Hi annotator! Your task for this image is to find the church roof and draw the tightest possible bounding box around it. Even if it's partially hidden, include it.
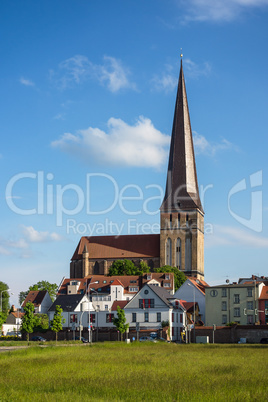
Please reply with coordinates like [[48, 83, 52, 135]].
[[161, 59, 203, 213], [71, 234, 160, 261]]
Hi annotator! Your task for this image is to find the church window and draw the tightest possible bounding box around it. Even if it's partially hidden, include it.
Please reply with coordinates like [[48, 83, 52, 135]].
[[165, 238, 172, 266], [178, 213, 180, 228], [176, 238, 181, 269], [185, 234, 192, 271], [170, 214, 172, 228]]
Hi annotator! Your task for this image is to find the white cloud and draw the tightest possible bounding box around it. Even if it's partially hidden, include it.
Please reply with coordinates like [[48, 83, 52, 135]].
[[151, 64, 177, 93], [206, 225, 268, 248], [179, 0, 268, 22], [19, 77, 35, 86], [52, 116, 170, 169], [183, 59, 211, 78], [51, 55, 136, 92], [22, 226, 63, 243], [151, 59, 211, 92], [193, 131, 237, 156]]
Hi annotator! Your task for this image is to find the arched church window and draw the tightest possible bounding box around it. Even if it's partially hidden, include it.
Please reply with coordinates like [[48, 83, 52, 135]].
[[176, 238, 181, 269], [165, 238, 172, 266], [185, 234, 192, 271]]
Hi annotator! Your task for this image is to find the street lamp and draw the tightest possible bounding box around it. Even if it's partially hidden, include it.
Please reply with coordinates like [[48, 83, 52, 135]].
[[187, 283, 196, 343], [87, 281, 98, 344], [0, 288, 11, 312]]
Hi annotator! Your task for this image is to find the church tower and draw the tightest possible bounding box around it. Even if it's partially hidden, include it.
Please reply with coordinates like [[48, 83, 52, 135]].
[[160, 58, 204, 280]]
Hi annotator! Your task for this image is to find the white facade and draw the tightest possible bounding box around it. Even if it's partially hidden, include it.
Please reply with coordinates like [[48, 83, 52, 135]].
[[174, 278, 206, 322]]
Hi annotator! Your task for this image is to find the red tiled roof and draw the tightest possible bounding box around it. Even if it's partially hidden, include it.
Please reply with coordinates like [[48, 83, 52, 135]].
[[11, 312, 24, 319], [71, 234, 160, 260], [58, 273, 174, 295], [111, 300, 129, 311], [22, 290, 47, 307], [110, 279, 124, 287], [188, 277, 209, 294], [260, 286, 268, 300], [180, 301, 197, 312]]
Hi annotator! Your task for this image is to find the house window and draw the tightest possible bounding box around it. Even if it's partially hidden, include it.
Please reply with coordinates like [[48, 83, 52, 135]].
[[106, 314, 114, 323], [103, 280, 107, 284], [90, 314, 96, 324], [234, 294, 240, 304], [165, 274, 170, 280], [165, 238, 172, 266], [247, 315, 254, 324], [247, 288, 253, 297], [70, 314, 77, 323], [157, 312, 161, 322], [222, 315, 227, 324], [172, 313, 174, 323], [129, 287, 138, 292], [147, 274, 152, 280], [139, 299, 154, 308], [105, 305, 108, 311], [132, 313, 136, 322], [234, 308, 240, 317], [222, 301, 227, 311], [222, 288, 227, 297], [247, 301, 253, 311], [164, 283, 171, 288], [144, 312, 149, 322], [180, 314, 183, 323]]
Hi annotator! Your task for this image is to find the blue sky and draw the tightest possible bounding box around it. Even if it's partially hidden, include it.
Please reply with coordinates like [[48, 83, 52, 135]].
[[1, 0, 268, 306]]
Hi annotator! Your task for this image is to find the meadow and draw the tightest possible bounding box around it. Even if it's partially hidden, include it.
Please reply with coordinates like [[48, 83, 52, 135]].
[[0, 342, 267, 401]]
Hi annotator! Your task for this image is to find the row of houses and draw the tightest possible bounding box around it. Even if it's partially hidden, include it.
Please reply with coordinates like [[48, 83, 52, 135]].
[[3, 274, 268, 341]]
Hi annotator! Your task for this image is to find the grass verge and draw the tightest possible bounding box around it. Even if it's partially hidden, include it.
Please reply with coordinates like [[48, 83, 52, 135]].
[[0, 342, 267, 401]]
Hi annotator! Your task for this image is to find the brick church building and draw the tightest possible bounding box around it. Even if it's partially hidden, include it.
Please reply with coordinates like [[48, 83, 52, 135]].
[[70, 59, 205, 281]]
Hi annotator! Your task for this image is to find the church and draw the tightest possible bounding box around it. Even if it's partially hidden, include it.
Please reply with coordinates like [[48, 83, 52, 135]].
[[70, 59, 205, 281]]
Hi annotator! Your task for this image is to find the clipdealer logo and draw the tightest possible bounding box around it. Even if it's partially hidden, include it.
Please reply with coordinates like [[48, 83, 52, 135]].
[[5, 170, 263, 233]]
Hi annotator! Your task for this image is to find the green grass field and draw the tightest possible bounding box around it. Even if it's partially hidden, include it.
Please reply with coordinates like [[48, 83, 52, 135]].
[[0, 342, 267, 401]]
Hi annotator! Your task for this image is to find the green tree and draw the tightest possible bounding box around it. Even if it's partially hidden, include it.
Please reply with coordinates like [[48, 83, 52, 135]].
[[0, 281, 10, 315], [33, 314, 49, 332], [51, 305, 65, 343], [113, 306, 129, 341], [19, 280, 58, 304], [155, 266, 187, 291], [21, 302, 35, 344], [0, 282, 11, 334], [108, 260, 150, 276]]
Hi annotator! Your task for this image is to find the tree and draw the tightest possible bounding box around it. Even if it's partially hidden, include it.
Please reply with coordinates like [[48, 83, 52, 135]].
[[155, 266, 187, 291], [113, 306, 129, 341], [21, 302, 35, 344], [33, 314, 49, 332], [0, 281, 10, 315], [51, 305, 65, 343], [19, 280, 58, 304], [108, 260, 150, 276]]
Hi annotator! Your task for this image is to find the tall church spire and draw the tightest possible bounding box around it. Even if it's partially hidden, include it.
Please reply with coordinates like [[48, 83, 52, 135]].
[[161, 59, 203, 213], [160, 58, 204, 280]]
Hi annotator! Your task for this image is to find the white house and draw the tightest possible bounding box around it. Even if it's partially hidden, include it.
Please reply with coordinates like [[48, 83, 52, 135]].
[[173, 278, 209, 323], [124, 284, 187, 342], [22, 290, 53, 314], [48, 294, 92, 329]]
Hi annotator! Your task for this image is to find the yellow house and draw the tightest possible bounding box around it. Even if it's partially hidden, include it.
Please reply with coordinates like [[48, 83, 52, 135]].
[[205, 282, 264, 326]]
